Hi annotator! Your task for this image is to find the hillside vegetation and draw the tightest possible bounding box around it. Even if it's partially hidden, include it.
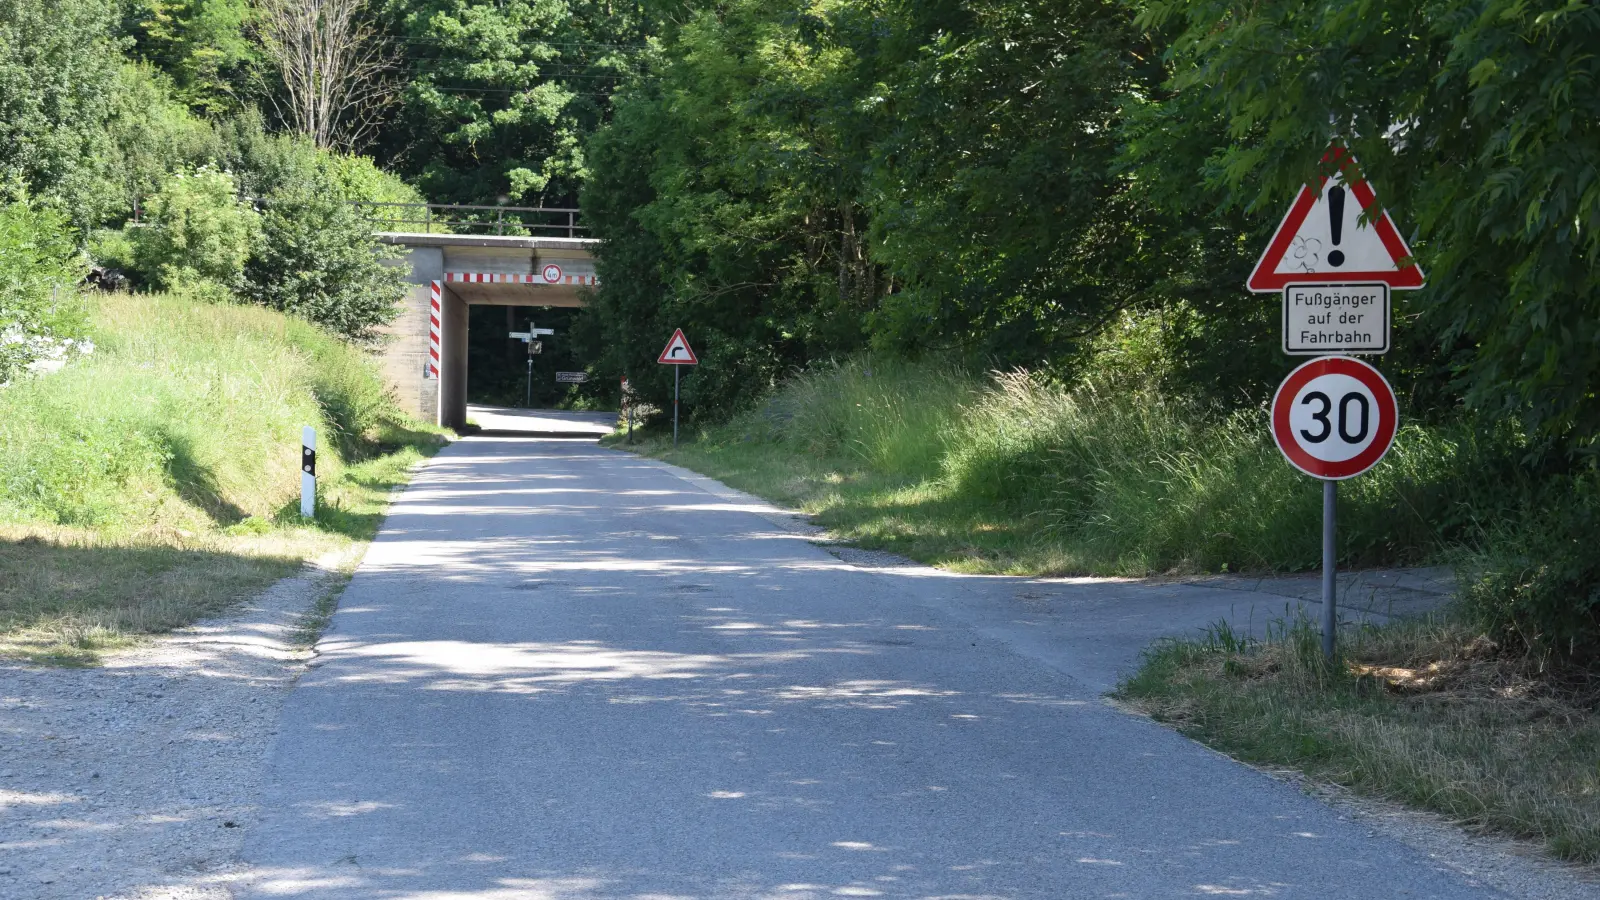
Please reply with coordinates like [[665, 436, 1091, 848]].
[[0, 292, 443, 664], [580, 0, 1599, 666], [630, 357, 1554, 582]]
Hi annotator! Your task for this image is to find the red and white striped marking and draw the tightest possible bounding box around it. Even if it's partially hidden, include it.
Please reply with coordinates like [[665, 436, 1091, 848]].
[[443, 271, 600, 286], [427, 280, 441, 378]]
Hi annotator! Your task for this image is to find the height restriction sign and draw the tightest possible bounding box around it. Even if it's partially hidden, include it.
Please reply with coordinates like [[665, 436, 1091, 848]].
[[1271, 356, 1398, 480]]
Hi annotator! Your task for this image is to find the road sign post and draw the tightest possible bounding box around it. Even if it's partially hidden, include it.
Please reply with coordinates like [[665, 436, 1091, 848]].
[[656, 329, 698, 448], [1253, 145, 1422, 661], [1270, 355, 1399, 658], [510, 323, 556, 408], [1322, 479, 1337, 660]]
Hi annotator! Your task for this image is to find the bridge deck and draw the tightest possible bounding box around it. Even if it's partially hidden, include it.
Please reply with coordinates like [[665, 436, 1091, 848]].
[[376, 232, 600, 251]]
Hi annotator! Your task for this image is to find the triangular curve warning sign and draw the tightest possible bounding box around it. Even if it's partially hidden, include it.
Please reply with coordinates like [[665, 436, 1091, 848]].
[[657, 328, 698, 365], [1247, 145, 1425, 292]]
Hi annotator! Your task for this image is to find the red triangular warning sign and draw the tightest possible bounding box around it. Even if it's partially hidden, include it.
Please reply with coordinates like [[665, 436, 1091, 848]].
[[657, 328, 698, 365], [1247, 145, 1425, 292]]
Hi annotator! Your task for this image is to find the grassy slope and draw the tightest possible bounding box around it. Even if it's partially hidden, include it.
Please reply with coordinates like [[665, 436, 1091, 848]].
[[0, 293, 445, 664], [616, 358, 1510, 577]]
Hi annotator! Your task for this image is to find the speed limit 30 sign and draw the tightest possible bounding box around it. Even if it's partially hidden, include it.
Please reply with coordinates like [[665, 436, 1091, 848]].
[[1271, 356, 1397, 480]]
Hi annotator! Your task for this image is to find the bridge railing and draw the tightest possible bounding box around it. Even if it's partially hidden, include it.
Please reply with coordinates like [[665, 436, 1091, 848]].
[[352, 202, 586, 238]]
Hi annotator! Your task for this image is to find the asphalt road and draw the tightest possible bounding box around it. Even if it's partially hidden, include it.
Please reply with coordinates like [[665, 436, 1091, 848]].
[[241, 430, 1498, 899]]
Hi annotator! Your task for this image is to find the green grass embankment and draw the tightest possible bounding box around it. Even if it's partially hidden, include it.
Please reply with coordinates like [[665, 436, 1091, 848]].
[[0, 292, 446, 664], [615, 358, 1514, 577]]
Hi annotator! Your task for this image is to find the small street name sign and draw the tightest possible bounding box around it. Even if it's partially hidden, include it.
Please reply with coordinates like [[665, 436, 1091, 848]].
[[1282, 283, 1389, 355], [555, 371, 588, 384]]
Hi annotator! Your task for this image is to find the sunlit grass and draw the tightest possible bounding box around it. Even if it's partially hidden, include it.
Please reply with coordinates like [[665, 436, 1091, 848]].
[[0, 292, 447, 664], [612, 357, 1506, 576]]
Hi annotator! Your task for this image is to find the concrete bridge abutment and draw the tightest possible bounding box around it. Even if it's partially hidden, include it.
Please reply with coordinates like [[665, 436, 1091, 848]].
[[375, 233, 599, 431]]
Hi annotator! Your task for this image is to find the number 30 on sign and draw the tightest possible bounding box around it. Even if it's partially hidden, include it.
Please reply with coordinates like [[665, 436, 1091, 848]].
[[1271, 356, 1398, 480]]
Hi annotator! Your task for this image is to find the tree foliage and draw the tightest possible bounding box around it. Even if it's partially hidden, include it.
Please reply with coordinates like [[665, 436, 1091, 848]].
[[0, 0, 126, 226], [242, 192, 407, 341], [0, 202, 87, 383], [131, 168, 262, 293], [580, 0, 1600, 457], [1132, 0, 1600, 451], [373, 0, 660, 204], [124, 0, 259, 116]]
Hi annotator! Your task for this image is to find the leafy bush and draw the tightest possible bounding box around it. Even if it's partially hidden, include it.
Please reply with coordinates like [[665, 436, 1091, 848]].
[[130, 167, 261, 294], [242, 194, 406, 341], [0, 0, 125, 226], [1461, 475, 1600, 663], [104, 62, 226, 214], [0, 202, 88, 383]]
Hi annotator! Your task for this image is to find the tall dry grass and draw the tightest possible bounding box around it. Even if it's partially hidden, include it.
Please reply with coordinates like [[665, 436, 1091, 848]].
[[1119, 616, 1600, 861], [707, 357, 1513, 574]]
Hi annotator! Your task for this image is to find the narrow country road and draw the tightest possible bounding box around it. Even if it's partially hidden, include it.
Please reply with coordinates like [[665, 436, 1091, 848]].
[[240, 429, 1494, 899]]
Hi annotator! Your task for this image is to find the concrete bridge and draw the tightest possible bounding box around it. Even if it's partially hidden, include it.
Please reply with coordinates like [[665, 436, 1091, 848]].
[[367, 205, 601, 430]]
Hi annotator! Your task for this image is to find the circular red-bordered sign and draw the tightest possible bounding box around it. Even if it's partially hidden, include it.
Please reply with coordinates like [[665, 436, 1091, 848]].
[[1271, 356, 1398, 480], [541, 263, 563, 283]]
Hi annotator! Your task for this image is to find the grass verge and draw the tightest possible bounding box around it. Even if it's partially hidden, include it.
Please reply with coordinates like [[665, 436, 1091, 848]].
[[608, 357, 1524, 577], [1114, 614, 1600, 862], [0, 292, 447, 664]]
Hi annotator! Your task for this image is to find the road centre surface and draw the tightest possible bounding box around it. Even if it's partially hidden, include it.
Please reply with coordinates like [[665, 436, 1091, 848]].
[[241, 435, 1502, 899]]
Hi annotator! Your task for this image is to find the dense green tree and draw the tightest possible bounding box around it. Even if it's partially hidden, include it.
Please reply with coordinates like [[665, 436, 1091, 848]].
[[1128, 0, 1600, 451], [863, 0, 1167, 366], [582, 0, 897, 416], [375, 0, 660, 206], [131, 167, 262, 294], [105, 64, 228, 217], [242, 193, 408, 341], [0, 0, 125, 226], [124, 0, 258, 116]]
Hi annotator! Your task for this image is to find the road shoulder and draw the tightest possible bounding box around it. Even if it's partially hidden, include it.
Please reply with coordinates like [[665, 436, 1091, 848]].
[[626, 448, 1600, 900], [0, 551, 354, 900]]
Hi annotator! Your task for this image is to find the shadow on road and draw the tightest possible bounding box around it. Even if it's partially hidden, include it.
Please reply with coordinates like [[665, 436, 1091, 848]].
[[232, 437, 1488, 900]]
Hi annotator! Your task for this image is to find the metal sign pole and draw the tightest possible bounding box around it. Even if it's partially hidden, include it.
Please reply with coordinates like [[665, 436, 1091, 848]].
[[526, 321, 535, 408], [673, 365, 680, 448], [1322, 479, 1337, 660]]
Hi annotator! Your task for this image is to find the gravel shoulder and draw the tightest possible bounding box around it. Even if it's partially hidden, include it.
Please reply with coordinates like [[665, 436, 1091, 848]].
[[0, 552, 353, 900]]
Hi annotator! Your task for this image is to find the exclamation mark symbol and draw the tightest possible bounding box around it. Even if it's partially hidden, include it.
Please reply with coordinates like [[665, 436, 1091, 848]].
[[1327, 185, 1346, 267]]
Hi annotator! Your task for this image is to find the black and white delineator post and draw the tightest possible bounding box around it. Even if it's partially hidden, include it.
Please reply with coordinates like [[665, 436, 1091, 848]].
[[656, 329, 699, 448], [300, 426, 317, 519]]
